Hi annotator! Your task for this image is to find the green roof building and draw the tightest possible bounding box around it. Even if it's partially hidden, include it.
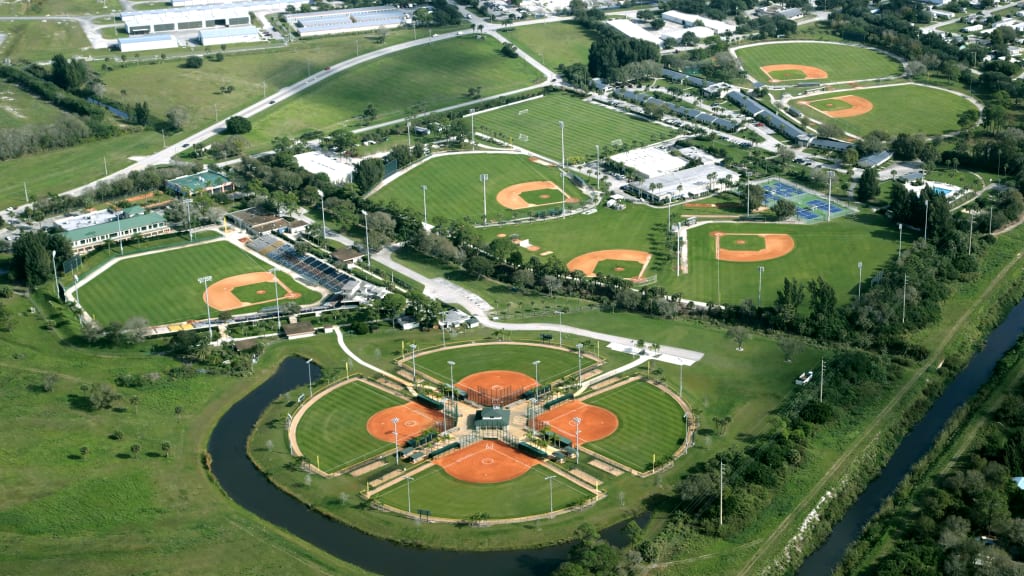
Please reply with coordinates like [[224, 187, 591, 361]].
[[165, 170, 234, 196], [64, 212, 171, 255]]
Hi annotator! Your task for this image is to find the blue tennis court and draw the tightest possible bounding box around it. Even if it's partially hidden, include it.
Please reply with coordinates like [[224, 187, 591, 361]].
[[762, 182, 801, 198], [806, 199, 844, 214], [797, 208, 819, 220]]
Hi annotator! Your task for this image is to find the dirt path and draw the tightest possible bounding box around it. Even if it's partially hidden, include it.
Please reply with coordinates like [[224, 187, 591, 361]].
[[729, 250, 1024, 576]]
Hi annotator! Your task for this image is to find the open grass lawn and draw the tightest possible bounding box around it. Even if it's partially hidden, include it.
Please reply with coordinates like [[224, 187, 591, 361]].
[[0, 20, 90, 61], [494, 208, 901, 305], [413, 343, 595, 385], [372, 153, 582, 223], [0, 0, 110, 16], [0, 284, 360, 575], [796, 84, 975, 136], [501, 21, 597, 71], [473, 92, 676, 162], [736, 41, 901, 84], [0, 82, 66, 128], [294, 381, 400, 472], [242, 36, 544, 151], [374, 465, 590, 519], [78, 240, 317, 324], [585, 382, 685, 471]]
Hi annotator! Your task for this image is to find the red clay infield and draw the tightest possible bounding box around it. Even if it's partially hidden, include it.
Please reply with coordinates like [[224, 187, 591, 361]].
[[366, 402, 443, 443], [457, 370, 537, 406], [538, 401, 618, 444], [435, 441, 538, 483]]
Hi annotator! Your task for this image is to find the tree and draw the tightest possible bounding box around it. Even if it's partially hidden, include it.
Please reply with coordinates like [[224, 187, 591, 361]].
[[183, 55, 204, 68], [161, 441, 171, 458], [11, 229, 71, 287], [364, 211, 396, 251], [773, 278, 804, 332], [362, 103, 377, 122], [50, 54, 88, 90], [376, 293, 407, 320], [726, 326, 748, 351], [500, 43, 519, 58], [0, 302, 11, 332], [778, 338, 799, 362], [89, 383, 122, 410], [166, 107, 189, 131], [858, 167, 881, 202], [80, 446, 89, 459], [772, 199, 797, 221], [130, 443, 141, 458], [133, 101, 150, 126], [224, 116, 252, 134], [353, 157, 385, 192], [464, 255, 495, 279]]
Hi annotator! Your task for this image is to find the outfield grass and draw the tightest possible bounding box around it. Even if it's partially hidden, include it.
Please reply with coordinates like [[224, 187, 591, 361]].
[[473, 92, 677, 162], [493, 207, 901, 305], [294, 382, 400, 472], [736, 42, 901, 84], [0, 82, 66, 128], [231, 282, 283, 305], [795, 84, 976, 136], [593, 259, 642, 278], [585, 382, 685, 471], [501, 21, 597, 71], [77, 240, 318, 324], [412, 343, 596, 385], [372, 153, 583, 222], [374, 465, 590, 519], [240, 36, 545, 151]]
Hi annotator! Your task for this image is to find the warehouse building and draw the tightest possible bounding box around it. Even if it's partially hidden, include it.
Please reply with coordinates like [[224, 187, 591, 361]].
[[118, 34, 180, 52], [120, 0, 304, 35], [284, 6, 413, 38], [199, 25, 262, 45]]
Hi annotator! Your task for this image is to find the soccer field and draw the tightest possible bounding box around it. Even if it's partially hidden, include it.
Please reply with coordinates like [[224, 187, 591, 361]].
[[473, 93, 676, 162], [585, 382, 685, 471], [372, 153, 583, 223], [294, 381, 401, 472], [794, 84, 976, 136], [78, 241, 317, 325], [736, 42, 901, 84], [374, 465, 590, 519]]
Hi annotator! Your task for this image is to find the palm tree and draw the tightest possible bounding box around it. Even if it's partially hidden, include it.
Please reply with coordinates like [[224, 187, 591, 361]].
[[80, 446, 89, 459], [130, 444, 141, 458], [161, 441, 171, 458]]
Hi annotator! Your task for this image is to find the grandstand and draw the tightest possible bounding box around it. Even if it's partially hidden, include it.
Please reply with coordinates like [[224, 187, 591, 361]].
[[247, 235, 368, 301]]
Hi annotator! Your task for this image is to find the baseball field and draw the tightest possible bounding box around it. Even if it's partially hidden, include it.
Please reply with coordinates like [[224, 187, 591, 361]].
[[473, 92, 677, 162], [584, 382, 685, 471], [736, 41, 901, 84], [372, 152, 584, 223], [795, 84, 977, 136], [77, 240, 319, 325], [411, 343, 597, 385]]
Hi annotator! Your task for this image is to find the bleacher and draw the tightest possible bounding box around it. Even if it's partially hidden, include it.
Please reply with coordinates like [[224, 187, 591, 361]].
[[246, 237, 362, 298]]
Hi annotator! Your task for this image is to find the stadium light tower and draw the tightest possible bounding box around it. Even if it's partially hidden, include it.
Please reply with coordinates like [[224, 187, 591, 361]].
[[404, 476, 415, 513], [827, 170, 835, 222], [576, 343, 584, 388], [924, 199, 929, 243], [409, 343, 418, 385], [558, 120, 566, 218], [306, 357, 314, 399], [857, 261, 863, 303], [391, 417, 400, 465], [545, 475, 557, 515], [197, 275, 214, 340], [480, 173, 489, 224], [595, 144, 601, 193], [898, 223, 903, 260], [572, 416, 582, 464], [757, 266, 765, 307], [421, 185, 428, 224], [51, 250, 59, 298], [317, 189, 326, 244], [270, 268, 281, 331], [361, 210, 371, 267], [554, 310, 564, 346]]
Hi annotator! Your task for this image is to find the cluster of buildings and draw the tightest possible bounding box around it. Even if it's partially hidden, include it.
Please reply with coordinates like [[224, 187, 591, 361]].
[[59, 206, 172, 256], [613, 145, 740, 203], [283, 6, 414, 38]]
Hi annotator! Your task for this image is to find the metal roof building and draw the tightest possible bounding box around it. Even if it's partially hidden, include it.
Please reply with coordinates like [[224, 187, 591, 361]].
[[118, 34, 180, 52], [284, 7, 413, 38], [606, 18, 662, 45], [198, 25, 262, 44], [120, 0, 303, 35]]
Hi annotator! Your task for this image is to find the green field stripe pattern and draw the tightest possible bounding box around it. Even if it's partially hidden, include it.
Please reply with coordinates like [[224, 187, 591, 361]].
[[295, 382, 402, 472], [373, 153, 582, 223], [77, 241, 315, 325], [474, 93, 676, 162], [586, 382, 685, 471], [375, 465, 590, 518], [412, 344, 595, 385], [794, 85, 975, 137], [735, 42, 901, 84]]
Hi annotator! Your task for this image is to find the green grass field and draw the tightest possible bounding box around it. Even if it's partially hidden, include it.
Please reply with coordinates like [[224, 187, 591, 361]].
[[0, 20, 91, 61], [374, 465, 590, 519], [241, 36, 544, 151], [473, 92, 677, 162], [412, 343, 595, 385], [796, 84, 976, 136], [77, 240, 319, 324], [372, 153, 582, 222], [719, 235, 766, 251], [231, 282, 282, 305], [501, 21, 597, 71], [585, 382, 685, 471], [736, 42, 901, 83], [593, 259, 642, 278], [294, 381, 401, 472], [0, 82, 66, 129], [493, 207, 901, 304]]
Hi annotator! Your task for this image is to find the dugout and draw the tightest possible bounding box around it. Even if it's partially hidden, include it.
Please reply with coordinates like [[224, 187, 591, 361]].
[[472, 407, 510, 430]]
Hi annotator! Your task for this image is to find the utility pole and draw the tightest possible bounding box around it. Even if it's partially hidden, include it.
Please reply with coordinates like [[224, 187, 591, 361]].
[[819, 358, 825, 402], [757, 266, 765, 307], [719, 460, 724, 527], [924, 198, 929, 243], [968, 212, 974, 255], [902, 273, 908, 324]]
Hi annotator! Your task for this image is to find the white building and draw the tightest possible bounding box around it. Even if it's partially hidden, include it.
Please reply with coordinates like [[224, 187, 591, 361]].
[[118, 34, 180, 52], [606, 18, 663, 46], [199, 25, 262, 45], [661, 10, 736, 34], [295, 151, 356, 184], [121, 0, 304, 35], [284, 6, 413, 38]]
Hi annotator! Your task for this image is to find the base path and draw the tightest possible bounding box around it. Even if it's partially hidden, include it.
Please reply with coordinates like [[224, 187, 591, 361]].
[[496, 180, 574, 210], [714, 233, 795, 263], [204, 271, 300, 311], [567, 250, 652, 279], [457, 370, 537, 406], [762, 64, 828, 82], [366, 402, 443, 443], [800, 94, 873, 118], [436, 441, 538, 483], [539, 401, 618, 444]]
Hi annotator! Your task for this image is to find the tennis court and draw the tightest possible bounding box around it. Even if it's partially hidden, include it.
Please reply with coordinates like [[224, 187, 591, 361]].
[[760, 179, 851, 222]]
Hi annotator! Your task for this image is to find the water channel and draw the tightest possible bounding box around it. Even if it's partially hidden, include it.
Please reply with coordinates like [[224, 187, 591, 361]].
[[798, 296, 1024, 574]]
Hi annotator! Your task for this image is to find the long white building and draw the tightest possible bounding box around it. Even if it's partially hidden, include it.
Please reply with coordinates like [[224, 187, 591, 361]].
[[121, 0, 305, 35]]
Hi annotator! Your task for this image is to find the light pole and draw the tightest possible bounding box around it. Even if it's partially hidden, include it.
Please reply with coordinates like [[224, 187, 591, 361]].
[[74, 274, 83, 322], [572, 416, 582, 464], [716, 238, 721, 305], [306, 357, 314, 399], [318, 189, 326, 244], [409, 343, 417, 385], [757, 265, 765, 307], [532, 359, 541, 386], [480, 173, 489, 223], [554, 310, 563, 346], [391, 417, 400, 465], [558, 120, 566, 218], [898, 223, 903, 260], [667, 198, 673, 232], [421, 185, 428, 224], [270, 268, 281, 331], [576, 343, 583, 388], [857, 261, 863, 303], [198, 275, 214, 339], [441, 323, 446, 347], [447, 360, 456, 432], [116, 210, 123, 255], [676, 232, 682, 278], [968, 211, 974, 255], [404, 476, 415, 513], [406, 121, 411, 148], [746, 173, 750, 216], [595, 144, 601, 193], [924, 198, 929, 243], [545, 475, 556, 515], [469, 108, 475, 149], [827, 170, 835, 222], [989, 205, 994, 234], [50, 250, 59, 298], [902, 273, 908, 324], [185, 198, 193, 242], [361, 209, 371, 267]]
